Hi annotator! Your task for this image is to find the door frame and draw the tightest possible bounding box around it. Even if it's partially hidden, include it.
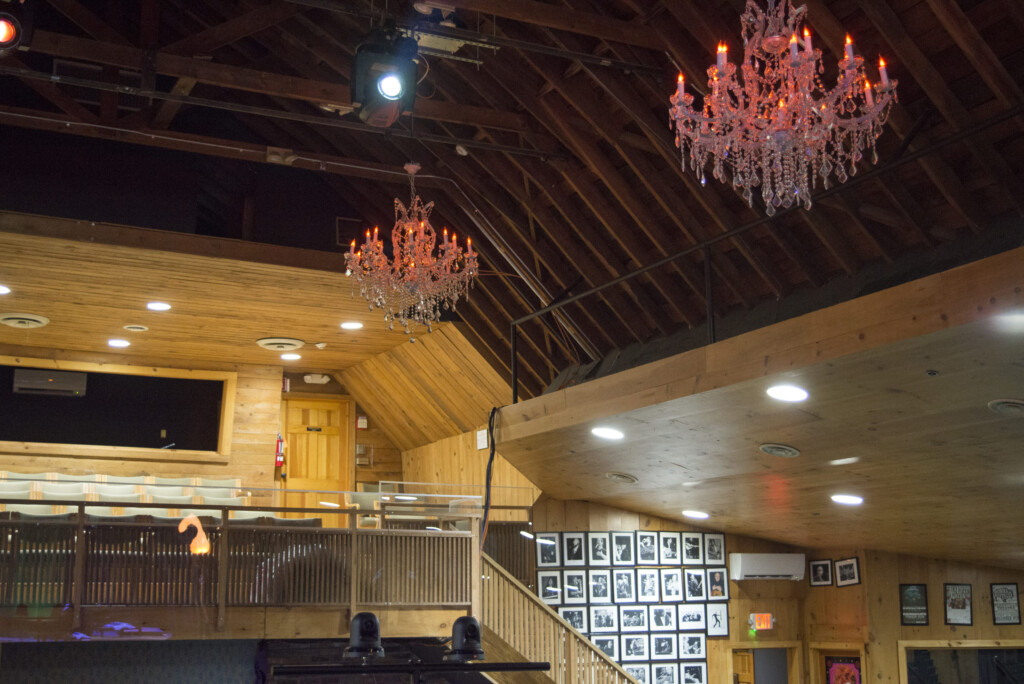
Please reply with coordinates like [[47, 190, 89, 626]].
[[808, 642, 865, 684]]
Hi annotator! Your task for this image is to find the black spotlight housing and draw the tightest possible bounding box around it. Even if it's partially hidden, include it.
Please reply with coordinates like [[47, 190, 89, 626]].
[[351, 29, 418, 128], [0, 0, 32, 58], [343, 611, 385, 659], [443, 616, 485, 662]]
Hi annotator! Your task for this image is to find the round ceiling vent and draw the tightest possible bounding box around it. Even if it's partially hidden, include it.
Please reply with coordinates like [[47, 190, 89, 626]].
[[124, 324, 149, 332], [759, 442, 801, 458], [604, 472, 638, 484], [0, 313, 50, 329], [987, 399, 1024, 418], [257, 337, 305, 351]]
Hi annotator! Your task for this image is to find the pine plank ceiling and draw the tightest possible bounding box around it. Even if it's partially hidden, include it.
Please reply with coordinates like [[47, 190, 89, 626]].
[[0, 0, 1021, 404]]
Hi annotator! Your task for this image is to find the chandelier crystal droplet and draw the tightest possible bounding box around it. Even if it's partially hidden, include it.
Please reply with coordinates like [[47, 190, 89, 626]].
[[344, 163, 478, 333], [669, 0, 897, 216]]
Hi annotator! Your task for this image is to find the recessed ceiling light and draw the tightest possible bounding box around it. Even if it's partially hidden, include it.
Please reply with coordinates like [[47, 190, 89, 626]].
[[108, 339, 130, 348], [766, 384, 808, 402], [0, 285, 10, 295], [146, 301, 171, 311], [682, 510, 710, 520], [605, 472, 638, 484], [592, 426, 624, 440], [341, 321, 364, 330], [759, 443, 800, 458], [829, 457, 860, 466], [123, 324, 148, 332], [280, 353, 301, 361], [993, 311, 1024, 333], [831, 494, 863, 506]]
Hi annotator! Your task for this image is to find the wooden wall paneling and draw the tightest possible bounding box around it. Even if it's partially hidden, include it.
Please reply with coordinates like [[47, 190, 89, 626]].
[[353, 405, 403, 487]]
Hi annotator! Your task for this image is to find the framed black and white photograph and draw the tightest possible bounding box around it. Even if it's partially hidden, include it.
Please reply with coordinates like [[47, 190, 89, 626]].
[[562, 569, 588, 604], [613, 568, 637, 603], [834, 557, 861, 587], [944, 583, 973, 626], [706, 603, 728, 637], [992, 583, 1021, 625], [679, 633, 706, 659], [659, 531, 681, 565], [638, 568, 661, 603], [588, 532, 611, 566], [558, 606, 588, 633], [619, 605, 649, 632], [706, 567, 728, 600], [623, 663, 650, 684], [590, 634, 618, 660], [620, 634, 649, 661], [538, 570, 561, 605], [704, 533, 725, 564], [684, 568, 706, 602], [810, 559, 833, 586], [535, 532, 560, 568], [651, 634, 678, 660], [588, 569, 612, 604], [589, 605, 619, 633], [899, 583, 928, 626], [680, 661, 707, 684], [677, 603, 706, 631], [612, 531, 635, 566], [637, 530, 659, 564], [650, 605, 677, 631], [682, 532, 704, 565], [660, 568, 684, 602], [563, 532, 586, 566], [652, 662, 679, 684]]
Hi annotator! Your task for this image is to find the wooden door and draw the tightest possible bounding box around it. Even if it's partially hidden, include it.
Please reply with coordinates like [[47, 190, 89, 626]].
[[281, 397, 354, 524], [733, 649, 754, 684]]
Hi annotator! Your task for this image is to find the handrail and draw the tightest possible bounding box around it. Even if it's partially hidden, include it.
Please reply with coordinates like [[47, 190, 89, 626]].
[[481, 553, 636, 684]]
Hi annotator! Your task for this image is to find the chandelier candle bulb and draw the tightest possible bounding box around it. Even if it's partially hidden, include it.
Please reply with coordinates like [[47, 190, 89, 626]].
[[879, 57, 889, 86], [717, 43, 727, 71], [845, 34, 854, 62], [803, 27, 812, 51], [789, 34, 798, 59], [865, 81, 874, 106]]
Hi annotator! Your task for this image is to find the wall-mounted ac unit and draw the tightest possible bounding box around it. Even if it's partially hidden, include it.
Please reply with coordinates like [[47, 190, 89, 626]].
[[12, 369, 87, 397], [728, 553, 805, 580]]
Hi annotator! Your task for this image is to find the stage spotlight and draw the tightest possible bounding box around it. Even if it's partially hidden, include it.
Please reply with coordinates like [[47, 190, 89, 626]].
[[343, 612, 385, 659], [0, 0, 32, 57], [351, 29, 418, 128], [443, 616, 485, 662]]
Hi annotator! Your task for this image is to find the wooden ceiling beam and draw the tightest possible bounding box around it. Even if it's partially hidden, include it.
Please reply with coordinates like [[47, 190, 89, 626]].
[[47, 0, 132, 45], [6, 56, 102, 124]]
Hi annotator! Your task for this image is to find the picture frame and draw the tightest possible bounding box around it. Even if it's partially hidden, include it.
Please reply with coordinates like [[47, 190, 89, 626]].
[[810, 559, 833, 587], [899, 583, 929, 626], [620, 633, 649, 661], [704, 533, 725, 565], [944, 583, 973, 625], [623, 663, 650, 684], [563, 531, 587, 566], [706, 567, 728, 600], [558, 606, 588, 633], [589, 604, 619, 633], [992, 583, 1021, 625], [682, 531, 704, 565], [684, 568, 707, 602], [651, 662, 679, 684], [535, 532, 561, 568], [611, 531, 635, 566], [590, 634, 618, 660], [834, 557, 861, 587], [613, 568, 637, 603], [706, 603, 729, 637], [588, 532, 611, 567], [825, 655, 861, 684], [537, 570, 561, 605], [562, 569, 588, 604], [637, 530, 659, 564], [649, 604, 677, 631], [680, 662, 707, 684], [677, 603, 706, 631], [637, 568, 661, 603], [651, 633, 679, 660], [660, 568, 683, 602], [679, 632, 706, 659], [659, 531, 681, 565], [619, 605, 649, 632], [588, 569, 612, 604]]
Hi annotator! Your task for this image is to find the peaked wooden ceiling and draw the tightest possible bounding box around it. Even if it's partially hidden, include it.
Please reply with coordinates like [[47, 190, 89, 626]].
[[0, 0, 1022, 401]]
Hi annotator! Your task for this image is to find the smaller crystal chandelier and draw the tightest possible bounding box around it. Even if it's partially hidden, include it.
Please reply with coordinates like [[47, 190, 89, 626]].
[[345, 163, 478, 332], [669, 0, 897, 216]]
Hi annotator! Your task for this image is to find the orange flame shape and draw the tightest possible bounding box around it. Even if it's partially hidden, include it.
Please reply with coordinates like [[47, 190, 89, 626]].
[[178, 514, 211, 555]]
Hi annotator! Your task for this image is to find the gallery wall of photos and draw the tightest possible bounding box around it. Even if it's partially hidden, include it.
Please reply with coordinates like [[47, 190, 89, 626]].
[[535, 530, 729, 684]]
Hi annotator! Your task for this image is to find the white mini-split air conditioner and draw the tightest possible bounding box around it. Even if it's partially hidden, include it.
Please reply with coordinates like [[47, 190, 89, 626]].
[[12, 369, 87, 397], [728, 553, 805, 580]]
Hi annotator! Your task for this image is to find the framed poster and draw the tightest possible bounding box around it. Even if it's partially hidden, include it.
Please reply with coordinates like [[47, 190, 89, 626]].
[[536, 532, 560, 568], [706, 567, 729, 600], [899, 584, 928, 626], [589, 604, 619, 633], [562, 569, 588, 604], [623, 663, 650, 683], [612, 531, 635, 566], [588, 569, 612, 604], [825, 655, 861, 684], [538, 570, 561, 604], [652, 662, 678, 684], [834, 557, 860, 587], [613, 568, 637, 603], [810, 559, 833, 586], [651, 633, 678, 660], [706, 603, 729, 637], [638, 568, 661, 603], [680, 662, 707, 684], [660, 568, 683, 602], [677, 603, 706, 631], [563, 532, 586, 566], [650, 604, 677, 631], [619, 605, 649, 632], [590, 634, 618, 659], [944, 583, 973, 625], [704, 533, 725, 564], [659, 531, 681, 565], [588, 532, 611, 566], [682, 532, 704, 565], [684, 568, 706, 602], [679, 633, 706, 659], [620, 634, 649, 661], [992, 583, 1021, 625], [558, 606, 588, 633], [637, 530, 659, 564]]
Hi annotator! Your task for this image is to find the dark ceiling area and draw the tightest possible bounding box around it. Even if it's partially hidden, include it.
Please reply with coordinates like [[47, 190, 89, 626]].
[[0, 0, 1021, 399]]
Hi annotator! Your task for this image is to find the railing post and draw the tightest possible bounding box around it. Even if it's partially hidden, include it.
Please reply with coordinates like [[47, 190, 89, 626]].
[[471, 515, 481, 618], [217, 509, 228, 631], [71, 504, 85, 630], [348, 509, 358, 621]]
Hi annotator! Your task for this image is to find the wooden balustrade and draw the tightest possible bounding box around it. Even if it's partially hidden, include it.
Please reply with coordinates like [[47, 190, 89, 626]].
[[481, 554, 636, 684]]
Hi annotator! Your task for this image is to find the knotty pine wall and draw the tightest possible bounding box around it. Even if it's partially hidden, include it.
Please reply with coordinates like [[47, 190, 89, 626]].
[[354, 405, 403, 488]]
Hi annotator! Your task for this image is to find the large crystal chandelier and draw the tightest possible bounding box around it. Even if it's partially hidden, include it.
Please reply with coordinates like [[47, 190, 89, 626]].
[[669, 0, 897, 215], [345, 163, 478, 332]]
